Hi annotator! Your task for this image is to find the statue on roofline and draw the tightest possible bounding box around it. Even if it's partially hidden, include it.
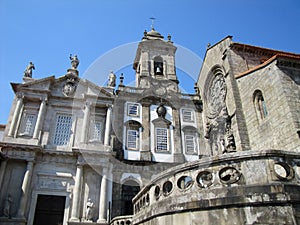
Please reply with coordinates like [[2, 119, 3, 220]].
[[24, 62, 35, 78]]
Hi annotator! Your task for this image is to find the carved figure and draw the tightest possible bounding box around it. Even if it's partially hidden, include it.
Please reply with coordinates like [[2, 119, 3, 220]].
[[204, 122, 211, 139], [85, 198, 94, 221], [3, 194, 12, 218], [24, 62, 35, 78], [107, 71, 116, 87], [69, 54, 79, 69]]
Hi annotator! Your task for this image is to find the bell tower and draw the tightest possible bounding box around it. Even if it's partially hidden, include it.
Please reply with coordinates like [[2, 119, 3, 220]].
[[133, 28, 179, 91]]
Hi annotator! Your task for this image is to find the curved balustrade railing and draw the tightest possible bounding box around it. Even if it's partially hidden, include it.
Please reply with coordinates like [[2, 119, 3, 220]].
[[132, 149, 300, 224]]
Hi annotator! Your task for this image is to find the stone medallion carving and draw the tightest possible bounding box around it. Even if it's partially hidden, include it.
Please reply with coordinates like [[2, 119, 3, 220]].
[[219, 166, 241, 184], [197, 170, 213, 188]]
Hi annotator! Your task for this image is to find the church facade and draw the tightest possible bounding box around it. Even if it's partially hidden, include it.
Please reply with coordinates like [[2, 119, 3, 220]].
[[0, 29, 299, 225]]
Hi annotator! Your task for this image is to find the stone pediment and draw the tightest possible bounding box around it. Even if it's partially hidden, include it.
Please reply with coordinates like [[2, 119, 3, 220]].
[[11, 76, 55, 93]]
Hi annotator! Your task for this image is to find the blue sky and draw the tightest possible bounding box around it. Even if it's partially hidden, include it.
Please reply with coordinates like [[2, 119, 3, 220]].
[[1, 0, 300, 124]]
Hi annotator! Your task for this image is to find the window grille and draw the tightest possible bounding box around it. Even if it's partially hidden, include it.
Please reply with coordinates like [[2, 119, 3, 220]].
[[185, 135, 196, 153], [156, 128, 168, 151], [19, 114, 36, 136], [53, 114, 72, 146], [90, 120, 103, 142], [127, 129, 138, 149]]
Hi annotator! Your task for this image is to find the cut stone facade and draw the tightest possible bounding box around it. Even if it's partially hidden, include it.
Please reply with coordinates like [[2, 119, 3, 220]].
[[0, 31, 299, 225]]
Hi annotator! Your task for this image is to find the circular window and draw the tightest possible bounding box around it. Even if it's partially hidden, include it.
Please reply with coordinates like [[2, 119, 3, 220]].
[[162, 181, 173, 195], [274, 162, 294, 180], [177, 176, 193, 190], [219, 167, 241, 184], [196, 171, 213, 188], [154, 185, 160, 199]]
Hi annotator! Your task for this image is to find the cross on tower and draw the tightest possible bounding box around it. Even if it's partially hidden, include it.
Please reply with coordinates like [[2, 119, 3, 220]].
[[149, 17, 156, 29]]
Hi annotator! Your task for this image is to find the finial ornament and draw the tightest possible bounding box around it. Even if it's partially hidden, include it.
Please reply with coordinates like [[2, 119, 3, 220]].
[[24, 62, 35, 78]]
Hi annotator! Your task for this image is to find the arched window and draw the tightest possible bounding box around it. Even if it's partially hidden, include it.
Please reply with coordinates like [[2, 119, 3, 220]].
[[154, 56, 163, 75], [121, 180, 140, 215], [253, 90, 268, 120]]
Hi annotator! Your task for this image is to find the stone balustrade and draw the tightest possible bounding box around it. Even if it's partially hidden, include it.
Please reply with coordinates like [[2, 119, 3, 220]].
[[132, 149, 300, 224], [110, 215, 133, 225]]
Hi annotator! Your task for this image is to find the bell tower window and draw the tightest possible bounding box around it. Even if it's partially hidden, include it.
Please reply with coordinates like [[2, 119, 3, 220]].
[[154, 56, 163, 75]]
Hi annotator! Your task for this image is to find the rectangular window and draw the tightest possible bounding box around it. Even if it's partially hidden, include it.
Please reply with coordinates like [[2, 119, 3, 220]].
[[156, 128, 168, 151], [19, 113, 36, 136], [53, 114, 72, 146], [182, 109, 194, 122], [90, 120, 103, 142], [127, 129, 138, 149], [185, 135, 196, 153], [127, 103, 139, 116]]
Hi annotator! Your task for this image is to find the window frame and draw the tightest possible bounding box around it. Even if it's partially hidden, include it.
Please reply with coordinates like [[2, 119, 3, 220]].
[[126, 129, 139, 150], [18, 112, 37, 137], [89, 119, 103, 143], [182, 109, 194, 122], [127, 103, 140, 117]]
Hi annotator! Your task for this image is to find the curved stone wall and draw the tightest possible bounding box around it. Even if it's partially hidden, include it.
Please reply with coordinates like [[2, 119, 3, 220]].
[[132, 150, 300, 225]]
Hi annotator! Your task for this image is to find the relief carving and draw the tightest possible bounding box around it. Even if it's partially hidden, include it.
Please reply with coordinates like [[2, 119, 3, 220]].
[[205, 71, 236, 155]]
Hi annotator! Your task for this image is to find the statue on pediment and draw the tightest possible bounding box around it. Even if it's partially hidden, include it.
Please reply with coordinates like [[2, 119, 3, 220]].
[[70, 54, 79, 70], [107, 71, 116, 87], [24, 62, 35, 78]]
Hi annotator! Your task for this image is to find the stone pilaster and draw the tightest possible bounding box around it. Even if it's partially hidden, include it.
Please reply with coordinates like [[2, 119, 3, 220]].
[[104, 106, 112, 146], [17, 160, 34, 219], [69, 165, 83, 222], [8, 94, 23, 137], [33, 98, 47, 139], [0, 160, 7, 190], [97, 168, 108, 223], [81, 102, 91, 143], [141, 103, 151, 161]]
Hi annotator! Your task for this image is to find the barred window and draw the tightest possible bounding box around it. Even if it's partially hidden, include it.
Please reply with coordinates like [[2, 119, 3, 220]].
[[156, 128, 168, 151], [127, 103, 139, 116], [182, 109, 194, 122], [53, 114, 72, 146], [127, 129, 138, 149], [185, 135, 196, 153], [19, 113, 36, 136], [90, 120, 103, 142]]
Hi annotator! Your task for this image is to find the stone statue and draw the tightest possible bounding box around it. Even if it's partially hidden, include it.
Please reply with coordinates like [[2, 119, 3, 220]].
[[3, 194, 12, 218], [24, 62, 35, 78], [85, 198, 94, 222], [69, 54, 79, 69], [107, 71, 116, 87]]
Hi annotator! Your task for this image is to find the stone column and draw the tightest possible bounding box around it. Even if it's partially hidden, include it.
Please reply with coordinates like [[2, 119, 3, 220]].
[[8, 94, 23, 137], [70, 165, 83, 222], [0, 160, 7, 190], [17, 160, 34, 218], [33, 98, 47, 139], [81, 102, 91, 143], [104, 106, 112, 146], [97, 168, 108, 223]]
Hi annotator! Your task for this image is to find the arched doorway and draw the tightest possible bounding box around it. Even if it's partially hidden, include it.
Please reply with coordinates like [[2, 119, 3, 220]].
[[121, 180, 140, 215]]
